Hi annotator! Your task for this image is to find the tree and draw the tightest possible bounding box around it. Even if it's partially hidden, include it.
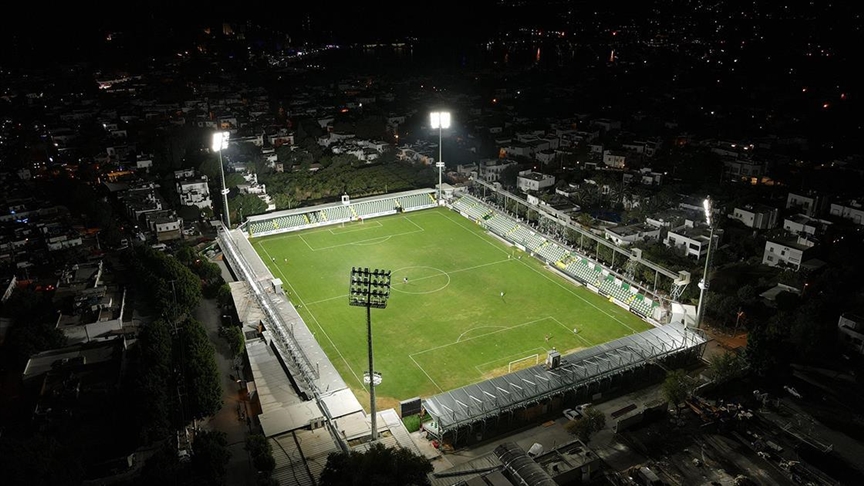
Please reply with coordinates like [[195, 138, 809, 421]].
[[663, 369, 695, 416], [320, 442, 433, 486], [216, 283, 233, 309], [707, 352, 747, 385], [134, 443, 183, 486], [181, 318, 223, 419], [744, 321, 781, 376], [190, 430, 231, 486], [564, 407, 606, 442], [223, 324, 245, 358], [229, 193, 267, 223], [245, 434, 276, 474], [500, 164, 520, 188]]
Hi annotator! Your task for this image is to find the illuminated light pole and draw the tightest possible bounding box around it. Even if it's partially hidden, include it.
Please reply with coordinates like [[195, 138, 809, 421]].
[[695, 197, 715, 329], [430, 111, 450, 204], [348, 267, 391, 441], [211, 131, 231, 228]]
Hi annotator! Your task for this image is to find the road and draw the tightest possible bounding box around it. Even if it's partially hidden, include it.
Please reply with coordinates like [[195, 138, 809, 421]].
[[195, 290, 256, 486]]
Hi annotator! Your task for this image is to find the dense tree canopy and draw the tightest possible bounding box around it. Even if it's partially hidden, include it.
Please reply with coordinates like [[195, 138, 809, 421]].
[[180, 318, 223, 420], [320, 442, 433, 486]]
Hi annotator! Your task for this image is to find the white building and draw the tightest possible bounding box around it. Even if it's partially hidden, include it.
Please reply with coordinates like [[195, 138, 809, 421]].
[[176, 175, 212, 209], [602, 150, 626, 168], [516, 170, 555, 193], [786, 192, 828, 217], [838, 314, 864, 355], [762, 237, 815, 270], [729, 204, 778, 229], [665, 223, 715, 260], [829, 201, 864, 225], [783, 214, 831, 236], [478, 160, 516, 183], [604, 224, 661, 246]]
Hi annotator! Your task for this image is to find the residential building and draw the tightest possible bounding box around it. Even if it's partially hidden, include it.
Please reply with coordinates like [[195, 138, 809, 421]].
[[783, 214, 832, 236], [175, 173, 212, 209], [762, 237, 816, 270], [729, 204, 779, 229], [838, 314, 864, 355], [786, 192, 828, 217], [829, 201, 864, 225], [602, 150, 626, 168], [723, 156, 765, 181], [478, 160, 517, 183], [605, 223, 661, 246], [135, 153, 153, 170], [665, 223, 717, 260], [516, 170, 555, 193], [143, 210, 183, 242]]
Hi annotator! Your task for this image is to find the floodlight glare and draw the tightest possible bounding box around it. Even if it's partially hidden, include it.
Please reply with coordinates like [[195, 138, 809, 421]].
[[213, 131, 231, 227], [212, 131, 229, 152], [696, 196, 715, 329], [703, 198, 712, 225], [430, 111, 451, 204], [430, 111, 451, 129]]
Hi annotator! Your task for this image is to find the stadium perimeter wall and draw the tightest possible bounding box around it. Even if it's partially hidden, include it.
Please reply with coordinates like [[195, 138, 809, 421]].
[[220, 188, 697, 448]]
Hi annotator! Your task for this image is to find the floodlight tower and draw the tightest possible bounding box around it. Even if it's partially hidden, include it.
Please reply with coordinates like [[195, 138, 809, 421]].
[[211, 131, 231, 228], [695, 197, 715, 329], [348, 267, 392, 441], [430, 111, 451, 204]]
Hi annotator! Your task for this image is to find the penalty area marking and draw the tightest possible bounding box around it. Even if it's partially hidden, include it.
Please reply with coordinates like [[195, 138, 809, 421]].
[[473, 348, 548, 373], [456, 325, 509, 343], [411, 317, 556, 357]]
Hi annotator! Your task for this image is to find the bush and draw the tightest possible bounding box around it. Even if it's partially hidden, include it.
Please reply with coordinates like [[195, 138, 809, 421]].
[[402, 415, 422, 432]]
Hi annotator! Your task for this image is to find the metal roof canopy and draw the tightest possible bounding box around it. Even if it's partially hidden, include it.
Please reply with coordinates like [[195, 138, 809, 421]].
[[423, 322, 704, 432]]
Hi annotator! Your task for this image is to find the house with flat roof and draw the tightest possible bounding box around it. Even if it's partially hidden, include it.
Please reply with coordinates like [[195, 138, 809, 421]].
[[605, 223, 661, 247], [783, 214, 832, 236], [762, 236, 816, 270], [665, 223, 718, 260], [838, 314, 864, 355], [729, 204, 778, 229]]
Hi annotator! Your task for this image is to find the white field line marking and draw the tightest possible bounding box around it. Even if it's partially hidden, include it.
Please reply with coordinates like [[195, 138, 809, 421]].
[[456, 325, 509, 343], [258, 242, 366, 389], [303, 258, 511, 306], [410, 354, 444, 393], [327, 220, 384, 234], [549, 316, 594, 346], [473, 347, 548, 375], [440, 210, 640, 334], [411, 317, 554, 356], [516, 259, 640, 334]]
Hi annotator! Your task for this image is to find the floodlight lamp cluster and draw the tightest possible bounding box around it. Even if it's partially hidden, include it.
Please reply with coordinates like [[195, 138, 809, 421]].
[[348, 267, 392, 308], [703, 197, 712, 226], [430, 111, 451, 129], [211, 131, 229, 152]]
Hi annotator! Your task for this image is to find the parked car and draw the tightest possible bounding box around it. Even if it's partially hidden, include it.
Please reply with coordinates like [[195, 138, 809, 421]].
[[563, 408, 581, 421]]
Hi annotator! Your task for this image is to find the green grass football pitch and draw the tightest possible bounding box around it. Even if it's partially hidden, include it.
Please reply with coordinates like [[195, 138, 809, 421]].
[[250, 207, 651, 406]]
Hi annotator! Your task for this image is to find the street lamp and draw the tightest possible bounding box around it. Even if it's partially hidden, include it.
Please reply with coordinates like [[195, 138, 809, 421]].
[[695, 197, 715, 329], [211, 131, 231, 228], [430, 111, 450, 204], [348, 267, 392, 441]]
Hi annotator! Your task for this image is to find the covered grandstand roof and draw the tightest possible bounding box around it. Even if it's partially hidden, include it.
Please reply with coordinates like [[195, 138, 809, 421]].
[[423, 322, 705, 432], [243, 188, 436, 223]]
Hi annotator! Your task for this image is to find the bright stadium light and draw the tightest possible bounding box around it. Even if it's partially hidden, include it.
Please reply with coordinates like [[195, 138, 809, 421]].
[[348, 267, 392, 441], [430, 111, 451, 204], [696, 197, 715, 330], [212, 131, 231, 228]]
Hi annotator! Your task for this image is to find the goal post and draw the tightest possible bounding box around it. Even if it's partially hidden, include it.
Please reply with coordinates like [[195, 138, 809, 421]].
[[508, 353, 539, 373]]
